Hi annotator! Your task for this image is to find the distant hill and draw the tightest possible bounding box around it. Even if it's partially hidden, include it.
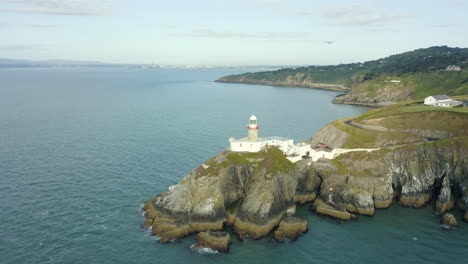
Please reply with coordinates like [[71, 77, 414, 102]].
[[216, 46, 468, 106]]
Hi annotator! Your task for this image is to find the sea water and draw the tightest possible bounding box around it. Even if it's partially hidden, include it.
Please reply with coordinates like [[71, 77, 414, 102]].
[[0, 68, 466, 264]]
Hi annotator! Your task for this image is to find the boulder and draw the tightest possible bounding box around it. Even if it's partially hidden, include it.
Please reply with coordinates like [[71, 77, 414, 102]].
[[194, 231, 231, 252], [440, 213, 458, 227], [274, 216, 308, 241], [312, 198, 355, 220]]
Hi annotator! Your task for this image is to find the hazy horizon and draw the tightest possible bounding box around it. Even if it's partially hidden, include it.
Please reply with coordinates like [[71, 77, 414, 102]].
[[1, 0, 467, 65]]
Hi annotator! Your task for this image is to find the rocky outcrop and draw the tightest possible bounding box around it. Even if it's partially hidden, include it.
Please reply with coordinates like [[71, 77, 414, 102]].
[[143, 133, 467, 247], [441, 213, 458, 227], [307, 124, 349, 148], [307, 138, 468, 220], [294, 161, 322, 204], [435, 176, 455, 214], [332, 83, 413, 106], [216, 74, 349, 92], [143, 148, 310, 242], [273, 216, 308, 241], [312, 198, 356, 220], [194, 231, 231, 252]]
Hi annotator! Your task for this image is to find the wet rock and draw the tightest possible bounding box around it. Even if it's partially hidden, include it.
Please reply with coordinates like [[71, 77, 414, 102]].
[[274, 216, 308, 241], [312, 198, 355, 220], [440, 213, 458, 227], [194, 231, 231, 253]]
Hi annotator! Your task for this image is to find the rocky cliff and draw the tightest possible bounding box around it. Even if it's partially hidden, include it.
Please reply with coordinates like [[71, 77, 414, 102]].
[[142, 106, 468, 247], [143, 141, 468, 243], [216, 73, 349, 92], [143, 149, 317, 242]]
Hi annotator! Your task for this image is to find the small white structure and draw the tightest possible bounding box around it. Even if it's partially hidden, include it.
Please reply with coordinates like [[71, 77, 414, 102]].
[[229, 115, 379, 163], [446, 65, 461, 71], [424, 95, 462, 108]]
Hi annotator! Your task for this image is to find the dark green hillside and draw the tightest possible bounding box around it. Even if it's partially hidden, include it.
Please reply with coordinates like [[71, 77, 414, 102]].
[[216, 46, 468, 106]]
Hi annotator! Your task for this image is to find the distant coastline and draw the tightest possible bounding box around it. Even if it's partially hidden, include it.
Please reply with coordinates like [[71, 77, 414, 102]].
[[215, 78, 349, 92]]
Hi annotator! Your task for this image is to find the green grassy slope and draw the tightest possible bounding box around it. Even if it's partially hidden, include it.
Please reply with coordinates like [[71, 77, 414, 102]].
[[320, 100, 468, 148], [217, 46, 468, 105]]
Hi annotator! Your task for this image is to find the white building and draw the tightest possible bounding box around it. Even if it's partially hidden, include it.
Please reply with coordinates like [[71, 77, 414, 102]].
[[229, 115, 379, 163], [229, 116, 294, 153], [424, 95, 462, 108], [446, 65, 461, 71]]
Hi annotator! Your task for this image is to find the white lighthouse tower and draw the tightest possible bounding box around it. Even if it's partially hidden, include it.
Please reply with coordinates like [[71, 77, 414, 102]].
[[247, 115, 259, 141]]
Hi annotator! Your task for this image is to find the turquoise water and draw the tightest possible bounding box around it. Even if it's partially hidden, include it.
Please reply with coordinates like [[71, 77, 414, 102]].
[[0, 68, 466, 264]]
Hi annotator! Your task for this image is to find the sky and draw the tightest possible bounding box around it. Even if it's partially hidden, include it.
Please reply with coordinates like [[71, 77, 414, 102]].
[[0, 0, 467, 65]]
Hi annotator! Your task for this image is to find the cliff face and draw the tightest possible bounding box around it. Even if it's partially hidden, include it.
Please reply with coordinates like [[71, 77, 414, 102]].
[[143, 138, 468, 243], [321, 139, 468, 219], [143, 149, 319, 242], [216, 73, 349, 92], [306, 123, 349, 148]]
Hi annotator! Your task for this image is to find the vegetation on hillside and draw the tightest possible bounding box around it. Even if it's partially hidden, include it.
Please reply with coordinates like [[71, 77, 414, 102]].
[[324, 100, 468, 148], [217, 46, 468, 103]]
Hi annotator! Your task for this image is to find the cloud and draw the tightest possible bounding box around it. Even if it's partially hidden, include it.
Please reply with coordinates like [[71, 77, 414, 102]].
[[187, 29, 308, 40], [0, 0, 113, 16], [295, 3, 410, 27]]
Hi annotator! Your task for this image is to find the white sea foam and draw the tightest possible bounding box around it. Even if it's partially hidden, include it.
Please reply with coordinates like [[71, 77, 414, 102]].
[[190, 244, 219, 255]]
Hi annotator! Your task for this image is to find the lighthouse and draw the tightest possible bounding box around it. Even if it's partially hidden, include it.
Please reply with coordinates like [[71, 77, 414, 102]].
[[247, 115, 259, 141]]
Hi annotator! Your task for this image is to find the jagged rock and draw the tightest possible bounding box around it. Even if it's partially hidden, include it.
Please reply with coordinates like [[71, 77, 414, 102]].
[[143, 148, 302, 242], [193, 231, 231, 252], [143, 131, 468, 244], [232, 167, 297, 239], [441, 213, 458, 227], [294, 161, 322, 204], [435, 176, 455, 214], [312, 198, 355, 220], [274, 216, 308, 241]]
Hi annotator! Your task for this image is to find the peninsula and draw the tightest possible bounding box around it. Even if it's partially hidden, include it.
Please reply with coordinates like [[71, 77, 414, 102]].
[[216, 46, 468, 107], [142, 99, 468, 252]]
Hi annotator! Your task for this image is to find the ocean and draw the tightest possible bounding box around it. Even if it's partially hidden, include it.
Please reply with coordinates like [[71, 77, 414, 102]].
[[0, 68, 466, 264]]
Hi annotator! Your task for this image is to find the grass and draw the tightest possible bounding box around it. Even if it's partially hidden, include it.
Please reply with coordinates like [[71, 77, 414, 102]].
[[257, 148, 294, 176], [219, 66, 468, 102], [378, 111, 468, 135], [198, 148, 295, 178], [331, 97, 468, 147], [226, 153, 249, 165], [331, 118, 423, 148], [355, 98, 468, 121], [331, 158, 373, 177], [219, 68, 359, 87]]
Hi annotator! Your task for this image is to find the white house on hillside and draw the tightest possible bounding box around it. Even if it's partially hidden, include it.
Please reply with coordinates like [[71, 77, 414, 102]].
[[424, 95, 462, 108], [446, 65, 461, 71]]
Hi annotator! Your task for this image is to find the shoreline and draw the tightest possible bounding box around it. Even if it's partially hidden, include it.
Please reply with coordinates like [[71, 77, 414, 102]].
[[214, 79, 350, 93], [215, 79, 386, 108]]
